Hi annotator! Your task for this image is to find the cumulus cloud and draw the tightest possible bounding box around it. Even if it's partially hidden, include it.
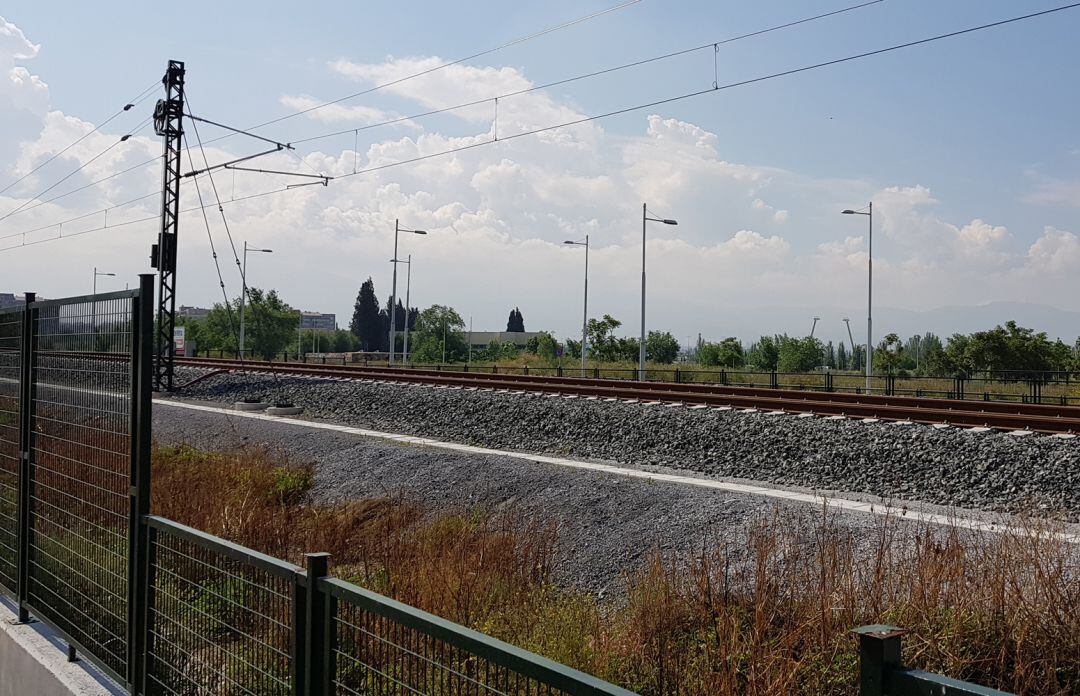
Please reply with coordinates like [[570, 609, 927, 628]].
[[2, 49, 1078, 344], [1, 16, 47, 115], [278, 94, 419, 130]]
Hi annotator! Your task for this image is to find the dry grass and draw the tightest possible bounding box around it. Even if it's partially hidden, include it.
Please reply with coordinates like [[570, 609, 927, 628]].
[[152, 444, 1080, 695]]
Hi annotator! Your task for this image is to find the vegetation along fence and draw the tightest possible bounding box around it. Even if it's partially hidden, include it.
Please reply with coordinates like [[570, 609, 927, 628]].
[[0, 278, 1015, 695]]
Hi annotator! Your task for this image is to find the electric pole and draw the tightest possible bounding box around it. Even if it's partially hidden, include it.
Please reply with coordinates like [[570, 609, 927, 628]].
[[151, 60, 185, 392]]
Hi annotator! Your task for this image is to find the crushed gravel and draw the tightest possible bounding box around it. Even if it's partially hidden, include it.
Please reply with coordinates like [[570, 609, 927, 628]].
[[172, 369, 1080, 520], [152, 401, 890, 592]]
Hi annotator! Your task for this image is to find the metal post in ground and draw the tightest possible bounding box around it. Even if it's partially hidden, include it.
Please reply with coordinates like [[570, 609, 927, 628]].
[[129, 274, 155, 693], [15, 292, 35, 624], [852, 625, 905, 696]]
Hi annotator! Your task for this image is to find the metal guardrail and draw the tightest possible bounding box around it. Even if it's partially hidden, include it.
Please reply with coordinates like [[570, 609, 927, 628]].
[[3, 278, 638, 695], [854, 626, 1013, 695]]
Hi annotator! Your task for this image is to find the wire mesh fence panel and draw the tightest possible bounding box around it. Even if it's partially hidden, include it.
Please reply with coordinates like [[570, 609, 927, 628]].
[[145, 519, 299, 696], [0, 307, 21, 597], [26, 292, 135, 681], [326, 579, 633, 696]]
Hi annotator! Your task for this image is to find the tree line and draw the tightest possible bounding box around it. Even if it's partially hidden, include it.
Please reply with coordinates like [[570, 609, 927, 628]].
[[696, 321, 1080, 376]]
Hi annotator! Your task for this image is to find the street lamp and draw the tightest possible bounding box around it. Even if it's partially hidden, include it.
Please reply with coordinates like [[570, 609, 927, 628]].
[[240, 241, 273, 358], [842, 203, 873, 393], [640, 204, 677, 381], [810, 316, 820, 339], [564, 236, 589, 374], [390, 219, 426, 365]]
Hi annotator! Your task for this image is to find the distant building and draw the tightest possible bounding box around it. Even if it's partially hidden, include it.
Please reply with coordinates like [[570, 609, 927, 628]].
[[0, 293, 18, 309], [178, 305, 210, 319], [300, 311, 337, 331], [467, 331, 541, 351]]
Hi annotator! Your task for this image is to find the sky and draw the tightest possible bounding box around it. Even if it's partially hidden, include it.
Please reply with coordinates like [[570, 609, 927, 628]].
[[1, 0, 1078, 347]]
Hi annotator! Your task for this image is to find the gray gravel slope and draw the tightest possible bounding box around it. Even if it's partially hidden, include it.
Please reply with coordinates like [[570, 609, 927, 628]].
[[153, 402, 876, 592], [174, 370, 1080, 519]]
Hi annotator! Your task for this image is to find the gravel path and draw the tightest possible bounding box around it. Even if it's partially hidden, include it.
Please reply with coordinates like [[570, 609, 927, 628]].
[[152, 401, 884, 592], [173, 370, 1080, 520]]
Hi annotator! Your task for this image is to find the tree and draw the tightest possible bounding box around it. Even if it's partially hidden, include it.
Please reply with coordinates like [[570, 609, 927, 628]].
[[746, 335, 780, 370], [698, 337, 744, 368], [874, 333, 904, 374], [235, 288, 297, 360], [409, 305, 467, 363], [777, 335, 825, 373], [836, 342, 848, 371], [563, 338, 581, 360], [349, 279, 382, 351], [825, 341, 836, 369], [585, 315, 624, 362], [506, 307, 525, 332], [646, 331, 680, 364]]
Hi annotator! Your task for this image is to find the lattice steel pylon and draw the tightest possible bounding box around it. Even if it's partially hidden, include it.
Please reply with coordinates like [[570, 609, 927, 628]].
[[151, 60, 185, 391]]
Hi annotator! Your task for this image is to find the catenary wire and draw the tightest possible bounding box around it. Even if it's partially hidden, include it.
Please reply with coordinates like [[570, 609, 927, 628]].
[[3, 2, 1077, 253], [0, 80, 159, 197], [0, 115, 154, 222], [0, 0, 886, 224], [0, 0, 870, 219], [290, 0, 886, 146], [244, 0, 643, 133]]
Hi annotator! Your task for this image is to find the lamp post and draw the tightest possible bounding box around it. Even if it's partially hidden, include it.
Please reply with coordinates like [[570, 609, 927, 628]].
[[842, 203, 873, 393], [92, 267, 116, 339], [810, 316, 820, 339], [640, 204, 678, 381], [564, 236, 589, 374], [390, 219, 426, 365], [402, 255, 413, 364], [240, 241, 273, 358]]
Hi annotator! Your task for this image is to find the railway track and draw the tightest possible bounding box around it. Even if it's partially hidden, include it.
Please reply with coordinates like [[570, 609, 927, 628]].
[[175, 358, 1080, 435]]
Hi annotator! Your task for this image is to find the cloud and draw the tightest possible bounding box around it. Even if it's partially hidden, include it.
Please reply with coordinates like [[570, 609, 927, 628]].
[[2, 51, 1078, 346], [329, 56, 596, 146], [278, 94, 420, 130], [0, 16, 47, 115], [1024, 175, 1080, 208], [0, 16, 39, 59]]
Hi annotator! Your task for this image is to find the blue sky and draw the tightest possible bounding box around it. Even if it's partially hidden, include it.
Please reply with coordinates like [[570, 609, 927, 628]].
[[1, 1, 1078, 343]]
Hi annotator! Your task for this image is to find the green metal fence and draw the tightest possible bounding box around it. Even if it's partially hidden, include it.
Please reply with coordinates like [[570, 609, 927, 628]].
[[853, 626, 1013, 696], [0, 305, 21, 596], [2, 281, 1014, 696]]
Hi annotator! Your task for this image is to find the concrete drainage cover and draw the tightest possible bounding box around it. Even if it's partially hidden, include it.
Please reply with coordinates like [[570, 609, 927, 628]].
[[267, 406, 303, 416], [234, 401, 269, 411]]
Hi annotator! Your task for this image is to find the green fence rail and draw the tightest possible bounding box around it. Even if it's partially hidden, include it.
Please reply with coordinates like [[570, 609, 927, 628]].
[[1, 282, 1013, 695], [1, 276, 638, 695], [854, 626, 1013, 696]]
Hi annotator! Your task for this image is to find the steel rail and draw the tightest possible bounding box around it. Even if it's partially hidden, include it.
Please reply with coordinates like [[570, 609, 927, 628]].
[[174, 358, 1080, 435]]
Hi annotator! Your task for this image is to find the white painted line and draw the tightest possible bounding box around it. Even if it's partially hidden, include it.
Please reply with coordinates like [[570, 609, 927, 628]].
[[154, 399, 1080, 545]]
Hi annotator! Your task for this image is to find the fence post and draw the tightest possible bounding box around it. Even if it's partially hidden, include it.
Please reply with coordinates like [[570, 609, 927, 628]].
[[15, 292, 35, 623], [852, 625, 906, 696], [303, 553, 331, 696], [557, 365, 564, 377], [674, 368, 681, 384], [594, 367, 599, 379], [129, 274, 155, 693]]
